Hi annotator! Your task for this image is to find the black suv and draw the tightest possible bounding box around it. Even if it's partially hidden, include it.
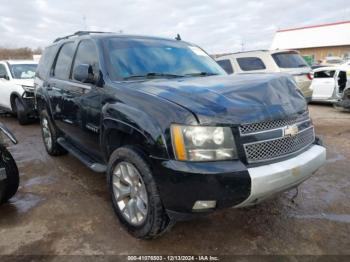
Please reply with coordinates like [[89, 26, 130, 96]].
[[35, 31, 326, 239]]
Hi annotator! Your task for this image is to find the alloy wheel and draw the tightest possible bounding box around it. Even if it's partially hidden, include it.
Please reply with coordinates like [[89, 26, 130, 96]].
[[112, 162, 148, 226], [42, 118, 52, 151]]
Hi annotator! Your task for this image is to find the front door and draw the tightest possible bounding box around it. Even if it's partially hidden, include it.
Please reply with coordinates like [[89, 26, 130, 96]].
[[311, 69, 336, 100]]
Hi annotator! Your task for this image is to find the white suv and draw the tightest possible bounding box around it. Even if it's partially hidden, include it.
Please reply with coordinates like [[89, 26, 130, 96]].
[[216, 50, 313, 101], [0, 60, 37, 124]]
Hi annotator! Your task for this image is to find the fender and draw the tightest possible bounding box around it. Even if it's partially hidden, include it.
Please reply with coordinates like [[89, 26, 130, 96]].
[[101, 102, 169, 159]]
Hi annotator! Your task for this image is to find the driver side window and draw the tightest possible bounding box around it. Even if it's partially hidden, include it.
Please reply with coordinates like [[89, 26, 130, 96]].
[[72, 40, 100, 81]]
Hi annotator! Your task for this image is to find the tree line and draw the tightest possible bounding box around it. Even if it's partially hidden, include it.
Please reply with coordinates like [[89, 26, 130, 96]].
[[0, 47, 42, 60]]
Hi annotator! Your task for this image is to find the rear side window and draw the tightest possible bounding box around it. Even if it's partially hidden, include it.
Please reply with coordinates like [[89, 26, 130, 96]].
[[72, 40, 100, 80], [53, 42, 75, 80], [236, 57, 266, 71], [272, 52, 308, 68], [217, 59, 234, 74], [314, 70, 335, 78], [36, 46, 56, 79]]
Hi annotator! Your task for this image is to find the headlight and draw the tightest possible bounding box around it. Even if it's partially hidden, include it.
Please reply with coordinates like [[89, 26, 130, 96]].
[[171, 124, 237, 161], [22, 85, 34, 92]]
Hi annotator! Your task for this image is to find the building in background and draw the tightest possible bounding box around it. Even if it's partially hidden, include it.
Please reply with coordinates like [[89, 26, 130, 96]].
[[271, 20, 350, 65]]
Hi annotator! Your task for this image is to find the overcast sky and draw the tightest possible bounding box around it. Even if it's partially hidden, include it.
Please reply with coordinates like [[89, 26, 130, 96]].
[[0, 0, 349, 53]]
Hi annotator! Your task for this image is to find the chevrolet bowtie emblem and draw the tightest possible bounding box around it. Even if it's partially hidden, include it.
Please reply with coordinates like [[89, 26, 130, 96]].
[[283, 125, 299, 137]]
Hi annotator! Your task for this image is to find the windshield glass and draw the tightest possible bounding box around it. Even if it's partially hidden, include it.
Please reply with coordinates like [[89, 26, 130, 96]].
[[9, 64, 37, 79], [272, 52, 308, 68], [105, 38, 226, 80]]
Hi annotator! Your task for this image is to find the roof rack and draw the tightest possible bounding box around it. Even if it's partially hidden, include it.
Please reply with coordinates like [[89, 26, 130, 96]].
[[53, 31, 113, 43]]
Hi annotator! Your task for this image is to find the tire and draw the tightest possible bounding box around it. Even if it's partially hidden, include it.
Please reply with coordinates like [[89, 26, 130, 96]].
[[14, 97, 30, 125], [40, 110, 67, 156], [107, 146, 171, 239], [0, 145, 19, 204]]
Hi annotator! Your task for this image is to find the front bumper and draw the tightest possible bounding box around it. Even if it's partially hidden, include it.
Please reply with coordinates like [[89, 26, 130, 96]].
[[21, 92, 36, 116], [235, 145, 326, 207], [152, 144, 326, 220]]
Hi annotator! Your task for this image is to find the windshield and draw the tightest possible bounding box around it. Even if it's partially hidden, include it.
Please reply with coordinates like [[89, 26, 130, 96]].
[[9, 64, 37, 79], [272, 52, 308, 68], [105, 38, 226, 80]]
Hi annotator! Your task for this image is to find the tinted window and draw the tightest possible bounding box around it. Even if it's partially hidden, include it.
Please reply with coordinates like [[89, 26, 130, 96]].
[[217, 59, 234, 74], [53, 42, 75, 79], [105, 38, 226, 80], [0, 64, 8, 77], [73, 40, 100, 80], [272, 52, 308, 68], [314, 70, 335, 78], [236, 57, 266, 71], [37, 46, 56, 79]]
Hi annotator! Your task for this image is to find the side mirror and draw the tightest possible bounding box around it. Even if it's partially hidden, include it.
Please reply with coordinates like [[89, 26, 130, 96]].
[[0, 73, 9, 80], [73, 64, 97, 84]]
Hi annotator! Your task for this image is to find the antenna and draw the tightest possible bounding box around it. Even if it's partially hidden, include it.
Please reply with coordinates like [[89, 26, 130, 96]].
[[175, 34, 181, 41]]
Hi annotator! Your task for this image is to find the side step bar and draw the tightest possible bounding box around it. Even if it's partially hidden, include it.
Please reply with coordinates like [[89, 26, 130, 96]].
[[57, 137, 107, 173]]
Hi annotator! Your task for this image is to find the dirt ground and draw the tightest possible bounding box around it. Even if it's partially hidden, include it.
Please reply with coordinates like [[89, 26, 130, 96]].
[[0, 104, 349, 257]]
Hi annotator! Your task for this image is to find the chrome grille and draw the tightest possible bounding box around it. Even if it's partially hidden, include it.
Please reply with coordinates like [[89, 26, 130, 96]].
[[244, 127, 315, 164], [239, 114, 309, 135]]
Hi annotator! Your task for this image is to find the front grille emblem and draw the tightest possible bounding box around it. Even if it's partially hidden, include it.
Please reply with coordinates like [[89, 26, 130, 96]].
[[283, 125, 299, 137]]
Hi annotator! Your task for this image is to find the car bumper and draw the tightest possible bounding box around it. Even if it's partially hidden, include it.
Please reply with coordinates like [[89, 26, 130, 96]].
[[151, 144, 326, 220], [21, 92, 36, 115], [235, 145, 326, 207]]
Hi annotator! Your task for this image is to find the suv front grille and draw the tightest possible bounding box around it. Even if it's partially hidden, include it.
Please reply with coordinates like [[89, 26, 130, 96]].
[[243, 126, 315, 164], [239, 113, 309, 135]]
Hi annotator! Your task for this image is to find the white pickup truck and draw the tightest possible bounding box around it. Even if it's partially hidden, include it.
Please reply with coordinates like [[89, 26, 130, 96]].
[[0, 60, 37, 124]]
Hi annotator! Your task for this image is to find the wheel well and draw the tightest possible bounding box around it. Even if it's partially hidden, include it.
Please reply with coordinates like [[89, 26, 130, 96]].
[[104, 129, 150, 159]]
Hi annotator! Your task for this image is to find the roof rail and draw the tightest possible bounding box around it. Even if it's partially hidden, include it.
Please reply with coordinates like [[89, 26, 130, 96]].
[[53, 31, 113, 43]]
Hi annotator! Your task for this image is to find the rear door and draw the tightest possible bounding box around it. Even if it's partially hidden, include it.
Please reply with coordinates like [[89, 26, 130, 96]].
[[48, 42, 76, 128], [59, 39, 102, 159], [311, 69, 336, 100]]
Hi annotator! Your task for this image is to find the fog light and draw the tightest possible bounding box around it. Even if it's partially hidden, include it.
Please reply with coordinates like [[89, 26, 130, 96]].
[[193, 200, 216, 210]]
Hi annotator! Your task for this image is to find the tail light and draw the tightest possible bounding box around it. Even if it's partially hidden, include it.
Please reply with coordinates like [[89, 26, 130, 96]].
[[306, 72, 313, 80]]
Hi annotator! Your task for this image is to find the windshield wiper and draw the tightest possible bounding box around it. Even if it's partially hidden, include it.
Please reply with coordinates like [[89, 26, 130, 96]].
[[185, 72, 219, 77], [123, 73, 184, 80]]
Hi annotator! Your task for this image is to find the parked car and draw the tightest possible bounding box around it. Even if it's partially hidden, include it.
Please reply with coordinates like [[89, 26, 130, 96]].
[[320, 56, 345, 66], [310, 66, 349, 103], [215, 50, 314, 101], [0, 122, 19, 204], [35, 31, 326, 239], [0, 60, 38, 125]]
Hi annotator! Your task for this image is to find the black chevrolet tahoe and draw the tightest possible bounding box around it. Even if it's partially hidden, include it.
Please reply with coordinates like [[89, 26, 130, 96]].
[[35, 31, 326, 239]]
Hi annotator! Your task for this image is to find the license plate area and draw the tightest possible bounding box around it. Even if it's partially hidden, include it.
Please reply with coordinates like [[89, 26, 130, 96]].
[[0, 167, 6, 180]]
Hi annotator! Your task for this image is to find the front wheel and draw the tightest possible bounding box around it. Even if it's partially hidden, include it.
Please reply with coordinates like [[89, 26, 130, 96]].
[[107, 146, 171, 239], [0, 145, 19, 204], [14, 97, 30, 125]]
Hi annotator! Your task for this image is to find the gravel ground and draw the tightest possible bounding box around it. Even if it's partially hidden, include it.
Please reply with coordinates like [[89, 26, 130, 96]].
[[0, 104, 349, 258]]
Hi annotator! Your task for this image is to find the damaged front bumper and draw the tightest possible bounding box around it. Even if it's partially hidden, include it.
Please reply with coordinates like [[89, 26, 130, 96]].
[[235, 145, 326, 207]]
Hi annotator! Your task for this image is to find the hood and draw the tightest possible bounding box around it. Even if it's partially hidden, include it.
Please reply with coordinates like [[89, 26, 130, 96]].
[[135, 74, 308, 125], [12, 79, 34, 87]]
